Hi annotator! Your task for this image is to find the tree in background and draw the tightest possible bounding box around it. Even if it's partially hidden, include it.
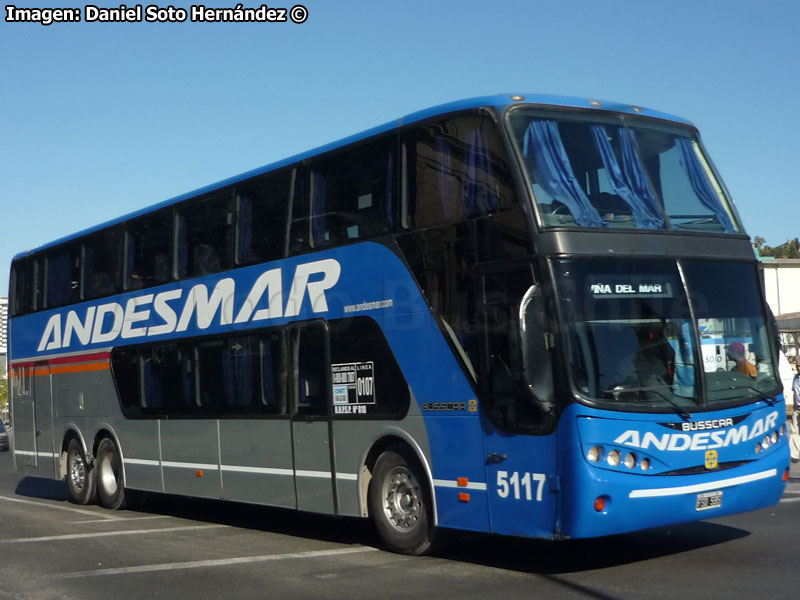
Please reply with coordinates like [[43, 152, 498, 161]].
[[755, 237, 800, 259], [0, 378, 7, 418]]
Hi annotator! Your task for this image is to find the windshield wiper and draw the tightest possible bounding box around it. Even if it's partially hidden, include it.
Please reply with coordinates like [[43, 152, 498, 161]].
[[723, 384, 779, 406], [604, 385, 693, 421]]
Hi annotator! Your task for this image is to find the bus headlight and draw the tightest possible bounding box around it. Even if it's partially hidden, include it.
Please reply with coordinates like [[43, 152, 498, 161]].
[[607, 450, 621, 467], [755, 443, 762, 454], [640, 458, 651, 471], [761, 435, 771, 450], [624, 453, 637, 469], [587, 446, 604, 463], [771, 431, 779, 444]]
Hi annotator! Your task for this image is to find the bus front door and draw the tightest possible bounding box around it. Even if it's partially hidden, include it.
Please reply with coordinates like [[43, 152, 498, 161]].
[[484, 424, 557, 538], [32, 361, 56, 478], [290, 322, 336, 515], [480, 264, 557, 538]]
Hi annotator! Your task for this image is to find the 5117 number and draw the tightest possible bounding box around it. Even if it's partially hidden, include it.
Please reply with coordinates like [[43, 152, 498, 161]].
[[496, 471, 546, 501]]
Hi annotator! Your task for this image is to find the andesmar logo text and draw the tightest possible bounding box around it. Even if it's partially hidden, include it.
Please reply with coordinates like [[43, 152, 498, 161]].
[[613, 411, 780, 451], [37, 258, 340, 352]]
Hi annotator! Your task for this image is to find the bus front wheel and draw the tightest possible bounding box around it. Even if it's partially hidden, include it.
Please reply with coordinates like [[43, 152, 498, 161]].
[[368, 448, 436, 555], [96, 438, 127, 510], [66, 438, 96, 505]]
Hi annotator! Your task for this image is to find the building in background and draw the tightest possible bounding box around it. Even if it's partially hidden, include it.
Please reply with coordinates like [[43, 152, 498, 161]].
[[1, 297, 7, 423], [759, 259, 800, 362], [0, 297, 7, 377]]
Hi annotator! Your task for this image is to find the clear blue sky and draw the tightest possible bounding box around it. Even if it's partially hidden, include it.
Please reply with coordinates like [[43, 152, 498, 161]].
[[2, 0, 799, 297]]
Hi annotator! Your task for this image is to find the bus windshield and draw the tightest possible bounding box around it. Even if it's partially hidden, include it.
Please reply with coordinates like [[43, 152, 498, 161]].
[[552, 259, 778, 412], [508, 110, 741, 234]]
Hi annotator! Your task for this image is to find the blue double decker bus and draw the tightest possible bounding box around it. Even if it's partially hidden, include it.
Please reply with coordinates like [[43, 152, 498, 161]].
[[8, 94, 790, 554]]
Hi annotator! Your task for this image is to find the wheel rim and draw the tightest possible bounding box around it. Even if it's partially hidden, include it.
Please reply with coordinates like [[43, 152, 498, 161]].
[[70, 454, 86, 492], [99, 454, 118, 496], [381, 465, 422, 532]]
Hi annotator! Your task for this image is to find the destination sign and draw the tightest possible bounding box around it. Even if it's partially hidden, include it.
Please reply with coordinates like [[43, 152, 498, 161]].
[[587, 275, 676, 299]]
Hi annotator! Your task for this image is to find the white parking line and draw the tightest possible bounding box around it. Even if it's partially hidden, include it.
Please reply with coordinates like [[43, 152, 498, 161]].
[[49, 546, 378, 579], [72, 515, 171, 524], [779, 496, 800, 503], [0, 495, 119, 520], [0, 524, 226, 545]]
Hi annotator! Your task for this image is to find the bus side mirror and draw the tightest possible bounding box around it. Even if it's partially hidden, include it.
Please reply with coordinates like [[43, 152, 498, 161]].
[[520, 284, 555, 414]]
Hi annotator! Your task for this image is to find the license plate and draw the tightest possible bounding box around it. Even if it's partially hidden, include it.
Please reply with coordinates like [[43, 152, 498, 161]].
[[696, 490, 723, 511]]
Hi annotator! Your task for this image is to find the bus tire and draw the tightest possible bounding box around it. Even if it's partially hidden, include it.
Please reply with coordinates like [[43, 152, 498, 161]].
[[368, 448, 436, 555], [66, 438, 96, 505], [95, 438, 126, 510]]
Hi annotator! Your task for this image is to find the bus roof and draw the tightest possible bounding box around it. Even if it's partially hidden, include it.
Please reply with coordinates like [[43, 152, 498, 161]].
[[13, 93, 693, 261]]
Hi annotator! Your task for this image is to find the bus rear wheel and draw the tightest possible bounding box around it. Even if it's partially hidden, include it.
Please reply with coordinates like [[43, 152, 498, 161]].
[[96, 438, 126, 510], [368, 448, 436, 555], [66, 438, 96, 505]]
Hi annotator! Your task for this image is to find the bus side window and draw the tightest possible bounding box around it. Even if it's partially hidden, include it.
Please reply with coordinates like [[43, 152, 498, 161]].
[[260, 333, 287, 415], [237, 170, 292, 265], [307, 139, 395, 248], [176, 192, 234, 279], [292, 323, 328, 417], [84, 229, 123, 300], [126, 210, 173, 290], [111, 347, 141, 417], [328, 317, 411, 418], [402, 115, 517, 231], [45, 242, 82, 309], [396, 221, 481, 384], [142, 344, 193, 415], [10, 259, 29, 317], [481, 266, 543, 431]]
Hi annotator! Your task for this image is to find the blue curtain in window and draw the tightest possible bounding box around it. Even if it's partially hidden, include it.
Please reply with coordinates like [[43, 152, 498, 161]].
[[311, 171, 326, 246], [144, 360, 164, 409], [522, 120, 605, 227], [238, 194, 253, 262], [176, 215, 188, 278], [47, 252, 70, 307], [385, 152, 394, 230], [619, 129, 665, 228], [673, 320, 696, 398], [262, 347, 277, 409], [464, 126, 498, 217], [675, 137, 735, 233], [590, 126, 664, 229], [434, 136, 457, 221], [225, 345, 253, 408]]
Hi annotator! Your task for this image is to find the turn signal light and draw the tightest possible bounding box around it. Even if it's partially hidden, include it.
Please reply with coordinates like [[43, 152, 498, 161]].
[[594, 496, 607, 512]]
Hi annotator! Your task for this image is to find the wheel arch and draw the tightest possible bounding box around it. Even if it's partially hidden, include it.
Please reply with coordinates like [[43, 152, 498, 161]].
[[358, 428, 438, 526], [59, 425, 90, 480], [92, 424, 126, 489]]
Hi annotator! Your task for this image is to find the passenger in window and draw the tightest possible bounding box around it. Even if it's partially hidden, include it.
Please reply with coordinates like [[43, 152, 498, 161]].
[[726, 342, 757, 377], [194, 244, 221, 276], [89, 272, 115, 298], [153, 253, 170, 283]]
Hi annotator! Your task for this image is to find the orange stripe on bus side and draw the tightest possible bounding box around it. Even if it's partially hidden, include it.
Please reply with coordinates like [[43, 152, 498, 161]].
[[23, 362, 110, 377], [49, 361, 110, 375]]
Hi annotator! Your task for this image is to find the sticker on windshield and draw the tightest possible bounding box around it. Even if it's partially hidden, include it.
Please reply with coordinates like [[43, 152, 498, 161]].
[[332, 362, 375, 415], [588, 275, 675, 299]]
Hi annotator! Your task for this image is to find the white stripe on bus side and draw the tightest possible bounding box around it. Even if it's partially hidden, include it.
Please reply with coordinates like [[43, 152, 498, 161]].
[[433, 479, 488, 491], [628, 468, 777, 498], [123, 458, 358, 481]]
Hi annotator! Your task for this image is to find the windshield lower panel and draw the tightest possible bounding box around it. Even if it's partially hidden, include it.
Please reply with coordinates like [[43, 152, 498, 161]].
[[553, 259, 778, 413], [508, 110, 742, 234]]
